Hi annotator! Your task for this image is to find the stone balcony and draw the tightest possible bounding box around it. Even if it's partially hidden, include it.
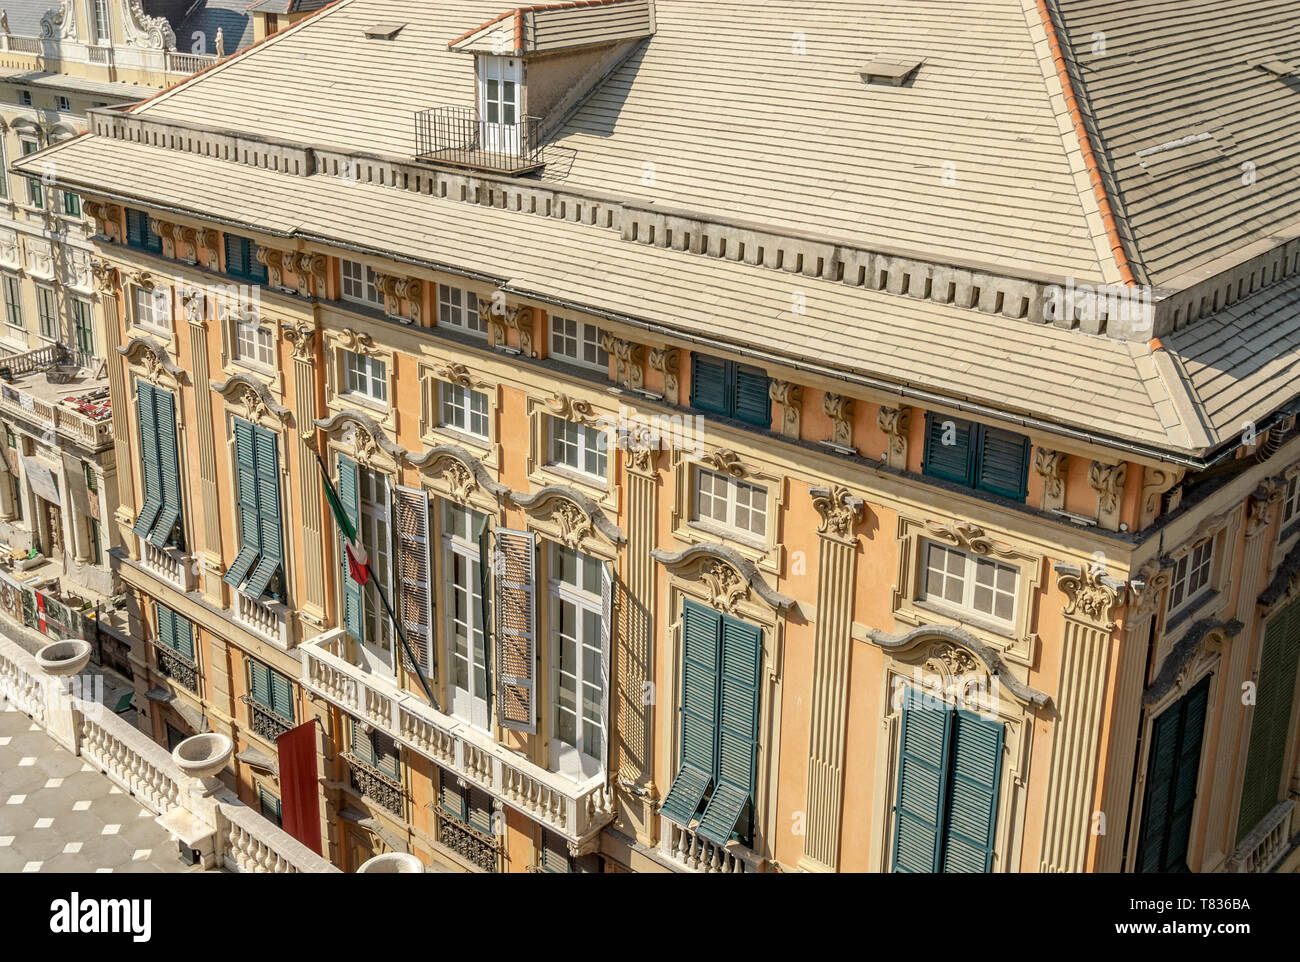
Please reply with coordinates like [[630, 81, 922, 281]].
[[302, 627, 615, 850], [653, 815, 767, 874], [0, 34, 216, 78], [0, 346, 112, 452], [1225, 800, 1297, 873]]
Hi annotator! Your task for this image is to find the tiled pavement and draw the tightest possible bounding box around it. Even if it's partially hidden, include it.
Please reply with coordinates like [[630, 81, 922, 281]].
[[0, 703, 205, 874]]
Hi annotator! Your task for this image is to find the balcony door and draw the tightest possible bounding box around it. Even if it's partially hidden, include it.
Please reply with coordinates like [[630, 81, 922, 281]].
[[443, 502, 489, 730], [480, 55, 522, 156], [356, 467, 394, 679]]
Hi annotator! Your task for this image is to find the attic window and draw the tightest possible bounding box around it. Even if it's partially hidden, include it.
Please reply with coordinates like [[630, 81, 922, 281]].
[[859, 58, 922, 87], [364, 23, 405, 40]]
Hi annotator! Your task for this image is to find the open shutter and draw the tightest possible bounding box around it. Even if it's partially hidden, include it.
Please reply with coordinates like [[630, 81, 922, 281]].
[[1138, 675, 1211, 872], [349, 717, 375, 767], [248, 659, 271, 709], [223, 233, 243, 276], [148, 389, 182, 547], [132, 383, 163, 537], [696, 614, 762, 844], [337, 455, 364, 644], [893, 688, 951, 873], [155, 603, 174, 652], [126, 209, 146, 247], [940, 709, 1004, 872], [976, 427, 1030, 502], [394, 486, 432, 674], [494, 528, 537, 733], [224, 420, 261, 588], [477, 517, 493, 721], [173, 612, 194, 662], [244, 427, 283, 598], [1238, 600, 1300, 841], [269, 669, 295, 723], [690, 353, 731, 417], [1164, 678, 1209, 871], [733, 364, 772, 428], [600, 562, 613, 772], [922, 413, 975, 487], [660, 601, 719, 824]]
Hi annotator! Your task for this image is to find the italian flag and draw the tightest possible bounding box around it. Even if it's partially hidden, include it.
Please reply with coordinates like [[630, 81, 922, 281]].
[[318, 455, 369, 585]]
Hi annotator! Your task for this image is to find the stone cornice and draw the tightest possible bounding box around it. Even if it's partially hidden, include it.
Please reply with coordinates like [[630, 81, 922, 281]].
[[650, 543, 795, 613], [509, 484, 625, 546]]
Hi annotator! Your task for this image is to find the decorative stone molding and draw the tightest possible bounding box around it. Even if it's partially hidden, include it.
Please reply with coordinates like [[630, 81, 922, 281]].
[[211, 374, 292, 426], [1034, 448, 1069, 511], [1053, 562, 1126, 631], [622, 423, 660, 476], [90, 259, 118, 295], [1246, 477, 1285, 539], [876, 405, 910, 468], [480, 300, 534, 354], [173, 224, 198, 264], [433, 361, 487, 391], [545, 392, 606, 428], [601, 334, 645, 390], [121, 0, 176, 49], [40, 1, 77, 41], [315, 410, 406, 471], [1143, 619, 1240, 707], [1139, 466, 1182, 529], [256, 247, 288, 289], [148, 218, 175, 254], [809, 485, 865, 543], [510, 484, 624, 556], [769, 380, 803, 441], [923, 519, 1015, 558], [293, 253, 326, 298], [1127, 557, 1172, 620], [396, 278, 422, 324], [1088, 461, 1127, 531], [336, 329, 376, 356], [280, 322, 317, 361], [822, 393, 854, 450], [694, 448, 749, 480], [116, 336, 186, 387], [408, 444, 508, 505], [195, 229, 221, 265], [648, 347, 680, 405], [651, 544, 794, 614]]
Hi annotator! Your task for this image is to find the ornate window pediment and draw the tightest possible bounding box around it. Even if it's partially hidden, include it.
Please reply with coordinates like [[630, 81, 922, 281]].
[[651, 543, 794, 617], [315, 409, 405, 473], [116, 335, 186, 388], [1143, 618, 1239, 709], [408, 443, 507, 511], [510, 484, 624, 557], [211, 374, 292, 428]]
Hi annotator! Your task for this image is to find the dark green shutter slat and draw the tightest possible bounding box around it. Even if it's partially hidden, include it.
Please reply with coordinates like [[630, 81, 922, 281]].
[[690, 354, 731, 417], [467, 788, 493, 836], [374, 732, 399, 780], [225, 420, 261, 587], [697, 614, 761, 844], [733, 365, 771, 427], [224, 234, 242, 276], [126, 209, 145, 247], [477, 517, 493, 721], [249, 660, 271, 709], [659, 764, 711, 825], [259, 786, 282, 827], [439, 769, 466, 820], [132, 383, 163, 537], [680, 600, 719, 775], [269, 670, 294, 723], [338, 455, 364, 644], [893, 690, 950, 873], [173, 613, 194, 662], [244, 427, 282, 598], [1136, 676, 1210, 872], [540, 832, 570, 873], [1165, 681, 1209, 870], [940, 710, 1004, 873], [148, 389, 182, 547], [922, 413, 975, 486], [1238, 600, 1300, 841], [156, 604, 175, 652], [976, 427, 1030, 502], [696, 782, 752, 846]]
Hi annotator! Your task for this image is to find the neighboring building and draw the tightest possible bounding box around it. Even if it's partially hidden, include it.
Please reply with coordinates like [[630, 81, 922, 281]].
[[0, 2, 246, 670], [17, 0, 1300, 874]]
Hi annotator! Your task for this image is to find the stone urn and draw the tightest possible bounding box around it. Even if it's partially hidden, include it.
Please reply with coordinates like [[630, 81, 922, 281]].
[[357, 852, 425, 874], [34, 639, 92, 677], [171, 733, 234, 796]]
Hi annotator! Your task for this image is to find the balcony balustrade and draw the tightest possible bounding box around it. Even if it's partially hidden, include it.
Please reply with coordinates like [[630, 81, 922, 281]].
[[154, 644, 198, 694], [0, 33, 215, 76], [243, 696, 293, 743], [342, 751, 405, 816], [656, 816, 766, 874], [433, 810, 499, 873], [414, 105, 544, 175], [234, 591, 287, 647], [1226, 800, 1296, 873]]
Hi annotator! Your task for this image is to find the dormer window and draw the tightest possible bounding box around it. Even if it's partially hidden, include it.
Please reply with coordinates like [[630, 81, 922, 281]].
[[481, 56, 521, 154]]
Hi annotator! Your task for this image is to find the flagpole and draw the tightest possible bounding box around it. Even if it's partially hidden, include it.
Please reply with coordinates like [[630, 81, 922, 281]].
[[313, 449, 441, 713]]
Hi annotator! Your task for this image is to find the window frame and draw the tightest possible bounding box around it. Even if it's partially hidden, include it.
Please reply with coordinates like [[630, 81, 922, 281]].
[[917, 539, 1020, 629], [437, 283, 486, 337], [921, 412, 1032, 503], [341, 349, 388, 405], [691, 465, 769, 541], [438, 381, 490, 440], [131, 283, 171, 333], [2, 273, 22, 329], [1167, 537, 1215, 617], [548, 543, 607, 775], [549, 315, 608, 373], [547, 415, 608, 481], [34, 284, 57, 340], [689, 353, 773, 428], [340, 259, 384, 310], [233, 315, 276, 370], [125, 208, 164, 253], [71, 298, 95, 356]]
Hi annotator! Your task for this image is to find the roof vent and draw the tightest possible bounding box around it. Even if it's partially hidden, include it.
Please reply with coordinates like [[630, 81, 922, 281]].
[[364, 23, 405, 40], [1256, 58, 1297, 78], [859, 57, 923, 87]]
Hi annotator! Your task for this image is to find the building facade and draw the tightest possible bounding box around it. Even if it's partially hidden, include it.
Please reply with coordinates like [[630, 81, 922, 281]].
[[17, 0, 1300, 873]]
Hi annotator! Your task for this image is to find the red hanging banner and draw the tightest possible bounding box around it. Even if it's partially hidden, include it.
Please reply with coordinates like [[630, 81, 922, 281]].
[[276, 721, 322, 855]]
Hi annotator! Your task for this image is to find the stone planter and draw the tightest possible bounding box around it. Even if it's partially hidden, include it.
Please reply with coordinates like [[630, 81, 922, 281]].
[[34, 639, 92, 677], [172, 733, 234, 796], [357, 852, 425, 874]]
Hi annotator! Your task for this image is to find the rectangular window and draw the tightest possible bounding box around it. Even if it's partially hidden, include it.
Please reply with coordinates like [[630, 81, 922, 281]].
[[438, 382, 489, 439], [154, 603, 195, 660], [223, 233, 268, 283], [234, 317, 275, 369], [223, 419, 284, 601], [437, 284, 485, 336], [443, 502, 489, 729], [19, 91, 31, 107], [92, 0, 111, 43], [538, 828, 573, 873], [1135, 676, 1210, 873], [1237, 596, 1300, 842], [56, 96, 70, 113], [132, 382, 185, 549], [437, 766, 494, 836], [550, 316, 608, 372], [1168, 539, 1214, 615], [258, 786, 283, 827], [350, 716, 399, 780], [3, 274, 22, 329], [659, 601, 762, 847], [1283, 475, 1300, 528], [21, 139, 41, 209], [549, 544, 608, 773], [892, 686, 1004, 872], [125, 208, 163, 252], [340, 259, 384, 308], [920, 541, 1018, 626], [690, 353, 771, 428], [342, 350, 387, 403], [132, 285, 170, 330], [247, 658, 295, 723], [693, 467, 767, 538], [922, 413, 1031, 502], [548, 417, 606, 479], [87, 517, 102, 567], [72, 299, 95, 357], [62, 191, 81, 217], [35, 285, 57, 340]]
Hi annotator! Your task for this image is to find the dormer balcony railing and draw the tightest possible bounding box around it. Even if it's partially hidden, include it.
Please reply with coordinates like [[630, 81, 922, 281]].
[[415, 105, 544, 175]]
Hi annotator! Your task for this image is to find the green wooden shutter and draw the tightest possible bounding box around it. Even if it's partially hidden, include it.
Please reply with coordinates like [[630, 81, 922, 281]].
[[691, 353, 731, 417], [224, 419, 261, 588], [467, 787, 494, 836], [126, 209, 146, 248], [438, 768, 467, 821], [373, 730, 400, 780], [940, 709, 1004, 872], [599, 562, 613, 772], [477, 517, 493, 721], [259, 786, 282, 827], [132, 383, 163, 537], [249, 659, 272, 709], [1237, 601, 1300, 841], [893, 688, 950, 872], [733, 364, 772, 428], [337, 455, 364, 644], [976, 427, 1030, 502], [173, 612, 194, 661], [269, 669, 295, 723], [696, 614, 761, 845], [148, 389, 183, 548], [350, 717, 375, 767], [244, 427, 283, 598], [224, 233, 243, 276], [540, 830, 571, 873], [922, 413, 975, 487], [1137, 675, 1211, 871], [660, 600, 719, 824], [494, 528, 537, 733], [155, 603, 175, 652]]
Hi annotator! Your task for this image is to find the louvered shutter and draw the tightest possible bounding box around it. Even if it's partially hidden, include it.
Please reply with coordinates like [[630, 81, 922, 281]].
[[349, 717, 375, 767], [599, 562, 613, 772], [467, 787, 494, 836], [148, 389, 182, 547], [976, 427, 1030, 502], [224, 420, 260, 588], [258, 786, 282, 827], [126, 209, 146, 248], [540, 831, 571, 873], [223, 233, 243, 276], [249, 659, 272, 710], [733, 364, 772, 428], [337, 455, 364, 644], [173, 612, 194, 662], [1138, 675, 1211, 871], [1238, 600, 1300, 840], [269, 669, 295, 723], [132, 383, 163, 537], [893, 688, 950, 873], [1164, 678, 1209, 870], [249, 242, 268, 283], [477, 517, 493, 721], [660, 601, 719, 824], [373, 730, 400, 780], [940, 709, 1004, 873], [690, 353, 731, 417], [155, 603, 174, 652], [394, 486, 432, 675], [696, 614, 761, 845], [438, 768, 466, 820], [244, 427, 283, 598], [494, 528, 537, 733], [922, 413, 975, 487]]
